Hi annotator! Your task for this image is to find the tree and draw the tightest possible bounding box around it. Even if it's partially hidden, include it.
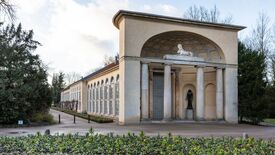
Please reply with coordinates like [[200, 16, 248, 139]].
[[103, 53, 118, 66], [246, 12, 272, 55], [0, 23, 51, 124], [0, 0, 16, 22], [65, 72, 81, 85], [238, 41, 268, 124], [183, 5, 232, 24], [51, 72, 65, 106]]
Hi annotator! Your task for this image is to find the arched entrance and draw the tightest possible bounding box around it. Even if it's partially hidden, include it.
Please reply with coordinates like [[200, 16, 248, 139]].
[[141, 31, 224, 62]]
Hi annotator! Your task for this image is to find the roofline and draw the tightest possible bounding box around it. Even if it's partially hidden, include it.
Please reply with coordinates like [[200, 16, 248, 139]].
[[61, 62, 119, 91], [113, 10, 246, 31], [81, 62, 119, 81]]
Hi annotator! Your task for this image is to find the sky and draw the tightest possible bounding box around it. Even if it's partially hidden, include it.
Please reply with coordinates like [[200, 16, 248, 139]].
[[9, 0, 275, 78]]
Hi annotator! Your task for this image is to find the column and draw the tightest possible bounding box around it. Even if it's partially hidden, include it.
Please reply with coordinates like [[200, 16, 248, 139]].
[[141, 63, 149, 120], [216, 67, 224, 120], [196, 66, 205, 120], [224, 67, 238, 123], [163, 64, 172, 120]]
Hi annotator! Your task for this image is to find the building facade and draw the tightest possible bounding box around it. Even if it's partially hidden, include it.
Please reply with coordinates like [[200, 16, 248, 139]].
[[61, 10, 245, 125]]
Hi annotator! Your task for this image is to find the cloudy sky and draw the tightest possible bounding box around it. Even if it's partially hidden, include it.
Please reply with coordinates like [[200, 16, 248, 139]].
[[9, 0, 275, 78]]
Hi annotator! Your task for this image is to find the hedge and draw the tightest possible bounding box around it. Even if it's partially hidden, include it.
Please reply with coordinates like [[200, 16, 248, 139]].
[[51, 107, 113, 123], [0, 131, 274, 154]]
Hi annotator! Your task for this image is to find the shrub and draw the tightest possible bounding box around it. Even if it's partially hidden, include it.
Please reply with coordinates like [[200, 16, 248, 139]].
[[0, 133, 274, 154], [30, 112, 55, 124]]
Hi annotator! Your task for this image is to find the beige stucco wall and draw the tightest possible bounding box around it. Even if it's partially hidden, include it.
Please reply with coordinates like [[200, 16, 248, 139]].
[[117, 15, 240, 124], [121, 16, 238, 65], [69, 81, 87, 113]]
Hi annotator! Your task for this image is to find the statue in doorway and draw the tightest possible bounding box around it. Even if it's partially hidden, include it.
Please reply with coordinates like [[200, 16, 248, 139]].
[[177, 44, 194, 56], [186, 89, 193, 109]]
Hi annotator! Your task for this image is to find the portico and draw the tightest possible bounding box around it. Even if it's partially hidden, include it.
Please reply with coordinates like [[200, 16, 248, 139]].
[[113, 10, 245, 125], [140, 56, 226, 121]]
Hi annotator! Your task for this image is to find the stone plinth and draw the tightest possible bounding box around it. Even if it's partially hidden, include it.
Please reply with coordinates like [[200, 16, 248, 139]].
[[163, 55, 204, 61], [186, 109, 193, 120]]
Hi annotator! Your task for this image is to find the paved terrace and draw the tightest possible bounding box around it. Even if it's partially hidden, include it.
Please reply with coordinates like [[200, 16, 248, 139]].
[[0, 109, 274, 139]]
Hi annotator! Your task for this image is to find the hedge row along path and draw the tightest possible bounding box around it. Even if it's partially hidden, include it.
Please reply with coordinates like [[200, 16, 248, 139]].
[[0, 109, 275, 139], [0, 132, 274, 154]]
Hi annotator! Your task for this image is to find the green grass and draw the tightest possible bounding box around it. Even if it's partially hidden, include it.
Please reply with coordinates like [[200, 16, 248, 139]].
[[0, 132, 274, 154], [51, 107, 113, 123], [264, 118, 275, 125]]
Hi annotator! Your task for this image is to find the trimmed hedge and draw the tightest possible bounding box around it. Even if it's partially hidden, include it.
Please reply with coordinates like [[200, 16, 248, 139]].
[[51, 107, 113, 123], [0, 132, 274, 154]]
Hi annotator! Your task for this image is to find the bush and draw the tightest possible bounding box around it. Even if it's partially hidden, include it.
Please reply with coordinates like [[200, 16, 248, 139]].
[[0, 133, 274, 154], [51, 107, 113, 123], [30, 112, 55, 124]]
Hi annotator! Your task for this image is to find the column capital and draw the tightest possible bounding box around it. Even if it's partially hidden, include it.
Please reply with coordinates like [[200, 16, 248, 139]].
[[164, 62, 173, 66], [141, 61, 150, 64], [195, 65, 205, 68], [214, 66, 225, 70]]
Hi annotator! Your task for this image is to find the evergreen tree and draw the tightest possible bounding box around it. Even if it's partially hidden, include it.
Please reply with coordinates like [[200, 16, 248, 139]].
[[238, 41, 268, 124], [0, 23, 51, 124], [51, 72, 65, 106]]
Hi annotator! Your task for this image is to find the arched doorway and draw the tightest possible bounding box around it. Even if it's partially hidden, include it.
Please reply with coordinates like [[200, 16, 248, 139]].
[[205, 83, 216, 120]]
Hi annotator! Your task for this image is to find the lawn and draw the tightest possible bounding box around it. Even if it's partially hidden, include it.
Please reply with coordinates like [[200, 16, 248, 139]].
[[0, 131, 274, 154], [51, 107, 113, 123], [264, 118, 275, 125]]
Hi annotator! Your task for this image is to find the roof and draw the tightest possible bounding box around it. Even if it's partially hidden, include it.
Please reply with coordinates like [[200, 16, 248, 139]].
[[113, 10, 246, 31], [82, 62, 118, 81], [62, 62, 119, 91]]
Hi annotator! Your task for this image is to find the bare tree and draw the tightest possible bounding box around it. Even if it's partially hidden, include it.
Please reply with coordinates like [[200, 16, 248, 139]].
[[102, 53, 119, 66], [247, 12, 272, 55], [0, 0, 16, 22], [183, 5, 233, 24], [65, 72, 82, 85], [271, 55, 275, 84]]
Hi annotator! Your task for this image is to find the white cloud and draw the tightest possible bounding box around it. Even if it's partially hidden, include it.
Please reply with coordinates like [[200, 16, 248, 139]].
[[140, 4, 181, 17], [13, 0, 128, 76], [12, 0, 180, 78]]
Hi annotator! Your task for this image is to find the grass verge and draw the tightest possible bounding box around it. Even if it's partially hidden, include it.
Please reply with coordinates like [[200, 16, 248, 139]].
[[51, 107, 113, 123], [264, 118, 275, 125]]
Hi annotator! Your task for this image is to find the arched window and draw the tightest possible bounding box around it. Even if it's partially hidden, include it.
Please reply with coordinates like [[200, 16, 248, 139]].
[[96, 81, 100, 113], [87, 85, 90, 113], [104, 78, 109, 115], [109, 76, 114, 115], [115, 74, 119, 116], [100, 80, 104, 113]]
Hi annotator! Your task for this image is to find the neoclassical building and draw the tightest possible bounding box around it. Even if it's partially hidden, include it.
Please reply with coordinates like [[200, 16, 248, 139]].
[[61, 10, 245, 125]]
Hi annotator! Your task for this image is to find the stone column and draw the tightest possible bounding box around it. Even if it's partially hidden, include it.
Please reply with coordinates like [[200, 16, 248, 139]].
[[141, 63, 149, 120], [216, 67, 224, 120], [163, 64, 172, 120], [224, 67, 238, 123], [196, 66, 205, 120]]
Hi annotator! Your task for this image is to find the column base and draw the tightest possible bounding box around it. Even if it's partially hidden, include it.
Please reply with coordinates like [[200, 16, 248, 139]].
[[162, 118, 172, 122]]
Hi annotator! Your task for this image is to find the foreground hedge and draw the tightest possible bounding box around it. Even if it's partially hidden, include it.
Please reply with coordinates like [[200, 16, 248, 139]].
[[51, 107, 113, 123], [0, 132, 274, 154]]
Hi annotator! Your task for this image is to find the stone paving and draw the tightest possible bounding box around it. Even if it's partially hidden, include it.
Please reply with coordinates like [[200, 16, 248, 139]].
[[0, 109, 274, 139]]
